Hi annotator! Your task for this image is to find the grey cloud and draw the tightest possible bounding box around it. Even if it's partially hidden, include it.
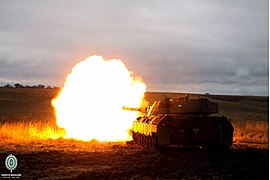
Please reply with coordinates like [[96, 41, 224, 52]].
[[0, 0, 268, 95]]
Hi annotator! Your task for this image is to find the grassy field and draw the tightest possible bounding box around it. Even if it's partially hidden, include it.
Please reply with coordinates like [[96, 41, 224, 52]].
[[0, 87, 268, 179], [0, 88, 268, 146], [0, 88, 57, 122], [0, 88, 267, 121]]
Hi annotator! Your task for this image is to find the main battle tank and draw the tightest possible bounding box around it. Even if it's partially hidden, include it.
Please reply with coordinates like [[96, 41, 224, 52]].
[[124, 95, 234, 149]]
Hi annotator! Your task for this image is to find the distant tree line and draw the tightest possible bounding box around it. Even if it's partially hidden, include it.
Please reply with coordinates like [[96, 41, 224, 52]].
[[1, 83, 60, 90]]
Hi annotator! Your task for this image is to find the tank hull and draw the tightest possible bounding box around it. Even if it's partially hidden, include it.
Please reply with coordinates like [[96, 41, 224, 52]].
[[131, 115, 233, 149]]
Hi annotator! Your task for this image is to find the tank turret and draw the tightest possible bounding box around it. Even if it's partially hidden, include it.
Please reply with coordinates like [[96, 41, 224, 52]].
[[148, 96, 218, 116]]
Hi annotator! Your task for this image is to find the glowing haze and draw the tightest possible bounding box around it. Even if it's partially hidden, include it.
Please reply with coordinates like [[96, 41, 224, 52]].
[[52, 55, 146, 141]]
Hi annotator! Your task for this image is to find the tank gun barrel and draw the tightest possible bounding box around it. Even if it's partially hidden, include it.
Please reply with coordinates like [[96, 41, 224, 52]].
[[122, 106, 147, 113]]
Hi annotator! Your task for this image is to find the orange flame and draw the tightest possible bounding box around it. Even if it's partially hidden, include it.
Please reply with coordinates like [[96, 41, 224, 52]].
[[52, 55, 146, 141]]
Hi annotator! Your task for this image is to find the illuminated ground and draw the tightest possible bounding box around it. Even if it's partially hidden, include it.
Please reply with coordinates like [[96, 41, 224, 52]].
[[0, 140, 268, 179]]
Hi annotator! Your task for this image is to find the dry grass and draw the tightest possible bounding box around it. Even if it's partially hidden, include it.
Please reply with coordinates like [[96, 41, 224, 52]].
[[0, 88, 64, 143], [0, 120, 66, 143], [231, 119, 268, 145]]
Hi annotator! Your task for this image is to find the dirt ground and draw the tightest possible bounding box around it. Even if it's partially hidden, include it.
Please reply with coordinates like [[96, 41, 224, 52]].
[[0, 140, 268, 179]]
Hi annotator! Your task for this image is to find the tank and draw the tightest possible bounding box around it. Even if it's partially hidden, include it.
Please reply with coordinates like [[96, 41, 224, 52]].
[[124, 95, 234, 149]]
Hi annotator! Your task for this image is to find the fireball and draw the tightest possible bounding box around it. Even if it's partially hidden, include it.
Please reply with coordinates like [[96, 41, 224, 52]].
[[52, 55, 146, 141]]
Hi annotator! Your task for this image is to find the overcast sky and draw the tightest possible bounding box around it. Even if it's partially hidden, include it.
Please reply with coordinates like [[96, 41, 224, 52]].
[[0, 0, 268, 95]]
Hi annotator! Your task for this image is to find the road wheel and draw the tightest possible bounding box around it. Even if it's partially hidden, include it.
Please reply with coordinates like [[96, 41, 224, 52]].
[[148, 136, 153, 148], [134, 132, 138, 144], [146, 136, 151, 148], [142, 135, 146, 147], [138, 134, 142, 145], [151, 134, 158, 149]]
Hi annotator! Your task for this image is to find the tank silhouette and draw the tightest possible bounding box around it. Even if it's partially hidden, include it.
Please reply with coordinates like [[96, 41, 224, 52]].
[[124, 95, 234, 149]]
